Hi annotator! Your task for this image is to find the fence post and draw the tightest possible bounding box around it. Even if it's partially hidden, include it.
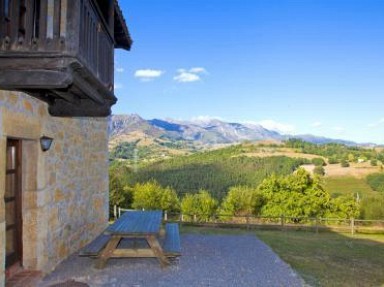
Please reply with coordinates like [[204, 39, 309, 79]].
[[351, 217, 355, 235], [113, 205, 117, 220], [193, 214, 197, 222], [180, 213, 184, 222], [164, 210, 168, 221], [118, 207, 121, 218]]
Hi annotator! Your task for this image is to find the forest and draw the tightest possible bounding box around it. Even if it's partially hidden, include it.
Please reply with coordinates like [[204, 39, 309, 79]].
[[109, 141, 384, 220]]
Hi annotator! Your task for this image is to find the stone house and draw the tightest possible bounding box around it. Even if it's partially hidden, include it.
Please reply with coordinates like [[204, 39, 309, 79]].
[[0, 0, 131, 285]]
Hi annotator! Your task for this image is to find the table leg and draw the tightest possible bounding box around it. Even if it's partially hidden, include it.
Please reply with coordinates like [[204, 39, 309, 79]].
[[95, 236, 121, 269], [146, 235, 170, 268]]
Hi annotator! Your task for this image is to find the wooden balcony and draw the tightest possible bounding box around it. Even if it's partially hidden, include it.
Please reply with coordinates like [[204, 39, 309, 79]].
[[0, 0, 131, 117]]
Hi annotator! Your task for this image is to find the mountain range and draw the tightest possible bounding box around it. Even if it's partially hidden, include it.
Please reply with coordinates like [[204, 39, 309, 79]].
[[109, 114, 358, 149]]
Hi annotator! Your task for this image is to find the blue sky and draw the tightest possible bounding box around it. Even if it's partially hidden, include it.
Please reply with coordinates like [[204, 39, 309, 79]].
[[114, 0, 384, 144]]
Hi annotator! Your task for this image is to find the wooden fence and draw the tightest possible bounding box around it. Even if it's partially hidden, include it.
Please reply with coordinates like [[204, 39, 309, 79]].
[[114, 206, 384, 235]]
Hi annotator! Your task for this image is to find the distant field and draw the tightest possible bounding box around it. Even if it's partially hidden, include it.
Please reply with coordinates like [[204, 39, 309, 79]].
[[325, 176, 375, 197], [244, 147, 326, 160], [325, 162, 381, 178]]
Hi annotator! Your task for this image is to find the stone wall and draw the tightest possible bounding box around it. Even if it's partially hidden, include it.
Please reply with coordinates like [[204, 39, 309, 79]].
[[0, 91, 110, 285]]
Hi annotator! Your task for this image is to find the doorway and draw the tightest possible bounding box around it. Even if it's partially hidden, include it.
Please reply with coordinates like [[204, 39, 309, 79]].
[[5, 139, 23, 268]]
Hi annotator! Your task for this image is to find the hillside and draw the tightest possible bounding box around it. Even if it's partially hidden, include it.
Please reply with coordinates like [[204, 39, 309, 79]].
[[109, 114, 363, 162]]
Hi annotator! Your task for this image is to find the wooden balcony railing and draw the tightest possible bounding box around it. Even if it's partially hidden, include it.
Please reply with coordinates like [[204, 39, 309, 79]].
[[0, 0, 114, 89]]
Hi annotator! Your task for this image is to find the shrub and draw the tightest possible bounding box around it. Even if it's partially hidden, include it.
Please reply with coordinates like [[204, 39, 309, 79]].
[[371, 159, 378, 166], [312, 157, 326, 166], [313, 166, 325, 176], [340, 160, 350, 168]]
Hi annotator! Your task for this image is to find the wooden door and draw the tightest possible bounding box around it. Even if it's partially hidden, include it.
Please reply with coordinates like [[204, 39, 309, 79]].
[[5, 139, 22, 268]]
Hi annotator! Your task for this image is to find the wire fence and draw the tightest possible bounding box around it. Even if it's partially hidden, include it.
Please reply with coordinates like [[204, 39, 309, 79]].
[[114, 206, 384, 235]]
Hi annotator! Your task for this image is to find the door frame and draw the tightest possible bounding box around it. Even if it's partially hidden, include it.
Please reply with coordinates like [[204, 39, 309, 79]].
[[5, 138, 23, 268]]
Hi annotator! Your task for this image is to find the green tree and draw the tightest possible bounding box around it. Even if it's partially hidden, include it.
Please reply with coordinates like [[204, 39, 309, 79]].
[[220, 186, 257, 216], [180, 190, 218, 221], [131, 180, 180, 212], [328, 194, 360, 219], [109, 161, 132, 210], [258, 169, 330, 221]]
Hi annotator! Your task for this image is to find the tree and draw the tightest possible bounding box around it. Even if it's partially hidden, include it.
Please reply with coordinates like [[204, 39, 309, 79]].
[[109, 161, 132, 211], [220, 186, 257, 216], [258, 169, 331, 221], [180, 190, 218, 221], [328, 194, 360, 219], [131, 180, 180, 212]]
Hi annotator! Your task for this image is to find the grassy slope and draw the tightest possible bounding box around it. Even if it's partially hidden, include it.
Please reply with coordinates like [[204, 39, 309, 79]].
[[325, 176, 376, 198], [181, 226, 384, 287]]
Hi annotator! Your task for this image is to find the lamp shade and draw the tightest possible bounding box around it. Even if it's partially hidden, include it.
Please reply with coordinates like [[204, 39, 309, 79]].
[[40, 136, 53, 152]]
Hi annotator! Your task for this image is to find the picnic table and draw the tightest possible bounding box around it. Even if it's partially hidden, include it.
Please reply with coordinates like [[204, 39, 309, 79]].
[[92, 210, 180, 269]]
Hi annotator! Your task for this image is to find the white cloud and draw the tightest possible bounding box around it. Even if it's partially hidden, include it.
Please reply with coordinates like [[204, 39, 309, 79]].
[[134, 69, 164, 81], [189, 67, 207, 74], [311, 121, 323, 128], [258, 120, 296, 134], [191, 115, 223, 123], [174, 72, 200, 83], [174, 67, 208, 83], [116, 67, 124, 73]]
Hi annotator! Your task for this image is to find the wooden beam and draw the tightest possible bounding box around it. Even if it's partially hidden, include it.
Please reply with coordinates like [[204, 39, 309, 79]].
[[110, 249, 155, 258], [0, 70, 72, 89]]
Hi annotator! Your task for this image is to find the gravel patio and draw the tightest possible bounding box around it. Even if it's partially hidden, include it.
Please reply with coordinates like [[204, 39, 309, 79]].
[[40, 234, 304, 287]]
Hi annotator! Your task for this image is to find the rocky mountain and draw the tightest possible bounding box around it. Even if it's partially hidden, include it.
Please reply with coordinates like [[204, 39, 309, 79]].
[[110, 114, 284, 146]]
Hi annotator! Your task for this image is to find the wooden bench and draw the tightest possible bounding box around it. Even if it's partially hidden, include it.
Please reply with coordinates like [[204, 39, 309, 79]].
[[79, 233, 111, 257], [163, 223, 181, 257]]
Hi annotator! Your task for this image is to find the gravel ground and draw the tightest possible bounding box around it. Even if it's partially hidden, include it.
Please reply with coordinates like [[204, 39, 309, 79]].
[[41, 234, 304, 287]]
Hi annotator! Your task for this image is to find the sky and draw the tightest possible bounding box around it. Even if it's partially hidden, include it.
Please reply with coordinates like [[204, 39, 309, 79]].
[[114, 0, 384, 144]]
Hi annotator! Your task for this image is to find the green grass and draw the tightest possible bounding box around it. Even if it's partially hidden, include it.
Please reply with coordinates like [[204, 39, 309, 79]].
[[325, 176, 375, 198], [255, 230, 384, 287], [182, 226, 384, 287]]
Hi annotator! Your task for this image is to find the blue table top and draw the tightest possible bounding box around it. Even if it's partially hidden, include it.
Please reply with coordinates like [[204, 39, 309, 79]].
[[106, 210, 163, 235]]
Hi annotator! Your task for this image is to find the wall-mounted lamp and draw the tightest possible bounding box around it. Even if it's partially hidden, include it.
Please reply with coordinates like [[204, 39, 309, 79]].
[[40, 136, 54, 152]]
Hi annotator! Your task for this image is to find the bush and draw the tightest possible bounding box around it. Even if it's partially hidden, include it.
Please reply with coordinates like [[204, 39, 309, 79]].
[[328, 157, 340, 164], [340, 160, 350, 168], [181, 190, 218, 221], [313, 166, 325, 176], [131, 180, 180, 212], [312, 157, 326, 166], [371, 159, 378, 166]]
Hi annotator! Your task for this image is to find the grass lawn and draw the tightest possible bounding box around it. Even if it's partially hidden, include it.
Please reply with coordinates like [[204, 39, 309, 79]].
[[324, 176, 375, 198], [254, 230, 384, 287], [181, 226, 384, 287]]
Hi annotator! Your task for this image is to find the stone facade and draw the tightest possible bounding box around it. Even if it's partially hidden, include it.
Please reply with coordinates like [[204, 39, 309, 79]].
[[0, 91, 110, 286]]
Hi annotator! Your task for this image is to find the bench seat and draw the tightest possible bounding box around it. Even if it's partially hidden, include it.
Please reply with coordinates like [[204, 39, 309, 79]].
[[79, 233, 111, 257], [163, 223, 181, 257]]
